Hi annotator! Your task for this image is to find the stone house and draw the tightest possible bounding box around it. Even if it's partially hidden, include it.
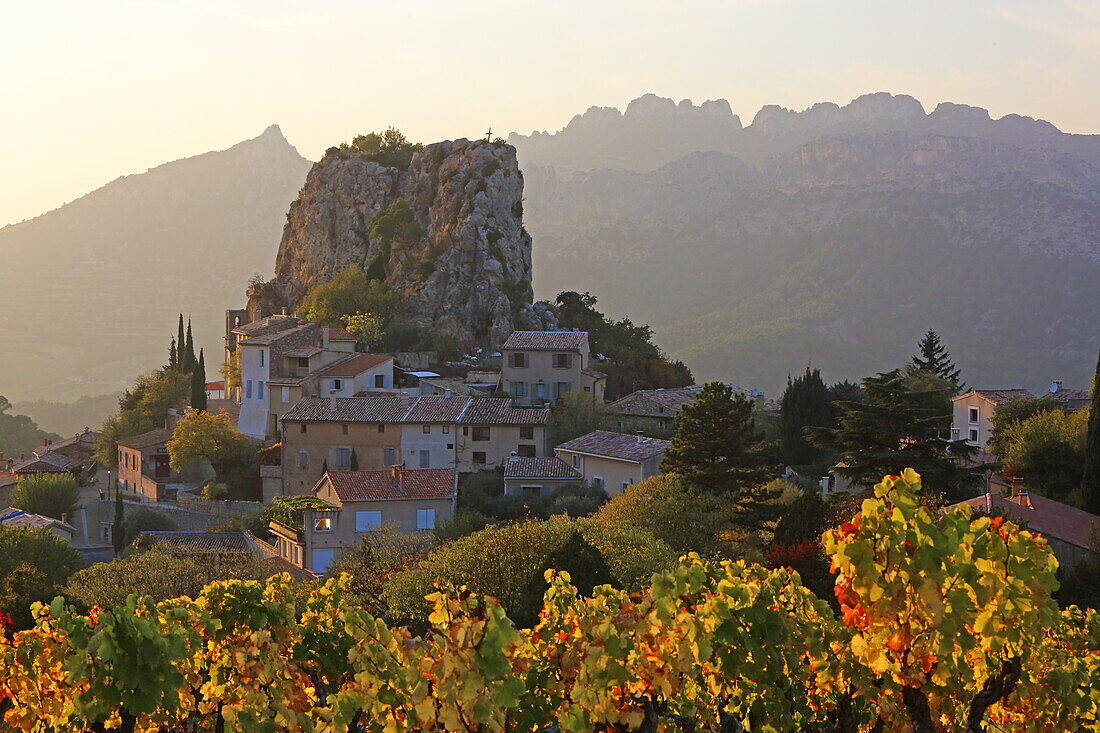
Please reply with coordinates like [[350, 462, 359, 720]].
[[277, 395, 550, 496], [553, 430, 670, 494], [0, 507, 76, 542], [503, 456, 584, 496], [117, 428, 212, 502], [500, 331, 605, 406], [270, 467, 457, 573]]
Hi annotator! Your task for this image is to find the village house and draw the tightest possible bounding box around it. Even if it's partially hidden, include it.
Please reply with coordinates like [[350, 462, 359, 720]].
[[277, 395, 551, 496], [553, 430, 670, 493], [117, 428, 212, 502], [502, 456, 584, 496], [205, 381, 226, 401], [608, 384, 763, 433], [500, 331, 606, 406], [951, 389, 1036, 448], [0, 507, 76, 542], [270, 467, 456, 573], [951, 482, 1100, 570]]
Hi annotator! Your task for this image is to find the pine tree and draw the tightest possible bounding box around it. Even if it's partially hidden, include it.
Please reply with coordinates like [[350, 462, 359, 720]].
[[912, 329, 965, 393], [660, 382, 772, 492], [808, 368, 989, 496], [167, 336, 178, 371], [1080, 348, 1100, 514], [190, 349, 208, 412], [779, 367, 834, 466], [183, 318, 196, 373]]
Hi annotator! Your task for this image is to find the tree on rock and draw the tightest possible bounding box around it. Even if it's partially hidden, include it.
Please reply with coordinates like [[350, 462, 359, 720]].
[[660, 381, 772, 492], [911, 329, 964, 393]]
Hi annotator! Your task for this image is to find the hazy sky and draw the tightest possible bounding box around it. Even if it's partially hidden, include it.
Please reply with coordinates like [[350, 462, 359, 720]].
[[3, 0, 1098, 227]]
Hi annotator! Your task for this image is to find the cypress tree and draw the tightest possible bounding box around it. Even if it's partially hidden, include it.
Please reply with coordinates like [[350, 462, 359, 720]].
[[1080, 348, 1100, 514], [912, 329, 965, 393], [660, 381, 772, 492], [350, 448, 359, 471], [190, 349, 208, 411], [176, 315, 186, 369], [113, 483, 125, 556], [183, 318, 196, 373], [779, 367, 833, 466], [167, 336, 178, 370]]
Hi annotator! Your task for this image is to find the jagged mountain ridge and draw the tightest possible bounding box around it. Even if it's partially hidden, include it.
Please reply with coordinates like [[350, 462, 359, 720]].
[[515, 93, 1100, 394], [249, 138, 551, 343], [0, 126, 311, 400]]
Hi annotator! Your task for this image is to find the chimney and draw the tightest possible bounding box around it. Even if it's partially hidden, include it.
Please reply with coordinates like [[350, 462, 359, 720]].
[[328, 394, 336, 412], [444, 389, 452, 400], [1010, 477, 1025, 497], [1050, 380, 1063, 394], [635, 431, 645, 444]]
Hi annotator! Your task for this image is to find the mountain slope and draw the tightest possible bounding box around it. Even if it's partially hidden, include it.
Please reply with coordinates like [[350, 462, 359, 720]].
[[515, 95, 1100, 394], [0, 126, 311, 400]]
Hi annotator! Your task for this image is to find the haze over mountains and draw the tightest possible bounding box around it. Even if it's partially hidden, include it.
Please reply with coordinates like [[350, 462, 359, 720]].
[[3, 92, 1099, 404], [0, 125, 310, 401], [511, 93, 1100, 394]]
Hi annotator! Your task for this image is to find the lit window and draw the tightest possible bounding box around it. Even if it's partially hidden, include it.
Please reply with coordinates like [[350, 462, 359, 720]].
[[314, 515, 332, 532]]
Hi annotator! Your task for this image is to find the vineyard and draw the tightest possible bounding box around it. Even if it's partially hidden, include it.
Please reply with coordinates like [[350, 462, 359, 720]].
[[1, 470, 1098, 732]]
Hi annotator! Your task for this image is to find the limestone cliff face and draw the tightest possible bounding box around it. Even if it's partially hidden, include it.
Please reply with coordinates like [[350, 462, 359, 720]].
[[249, 138, 550, 343]]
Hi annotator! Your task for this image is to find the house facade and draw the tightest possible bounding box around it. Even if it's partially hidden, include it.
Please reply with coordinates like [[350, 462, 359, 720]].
[[501, 331, 605, 406], [951, 390, 1035, 448], [273, 467, 457, 573], [117, 428, 177, 501], [553, 430, 670, 493], [608, 384, 762, 433]]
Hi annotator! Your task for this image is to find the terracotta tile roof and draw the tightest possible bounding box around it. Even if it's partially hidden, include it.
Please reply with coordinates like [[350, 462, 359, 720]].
[[1050, 388, 1091, 406], [963, 389, 1036, 405], [952, 492, 1100, 551], [205, 381, 225, 390], [502, 331, 589, 351], [139, 531, 254, 553], [556, 430, 671, 462], [405, 395, 474, 423], [321, 468, 456, 502], [282, 396, 415, 423], [0, 508, 75, 533], [283, 346, 324, 358], [315, 352, 393, 377], [0, 472, 17, 488], [118, 428, 173, 450], [609, 384, 757, 417], [13, 452, 77, 473], [459, 399, 550, 425], [239, 322, 316, 347], [503, 457, 583, 480], [325, 326, 356, 341], [232, 315, 305, 337], [35, 430, 98, 454]]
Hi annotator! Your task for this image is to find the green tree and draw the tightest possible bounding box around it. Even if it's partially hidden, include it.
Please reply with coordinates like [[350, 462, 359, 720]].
[[119, 506, 177, 547], [555, 291, 693, 400], [7, 473, 80, 520], [166, 335, 178, 371], [1081, 348, 1100, 514], [0, 526, 84, 629], [1001, 408, 1089, 501], [988, 395, 1062, 457], [340, 127, 424, 170], [660, 381, 772, 492], [182, 318, 195, 373], [808, 368, 989, 496], [342, 312, 383, 351], [551, 389, 615, 444], [189, 349, 207, 412], [349, 447, 359, 471], [166, 409, 249, 483], [95, 368, 191, 467], [176, 314, 185, 370], [298, 266, 398, 328], [779, 367, 834, 466], [0, 395, 60, 459], [327, 526, 432, 617], [911, 328, 965, 393]]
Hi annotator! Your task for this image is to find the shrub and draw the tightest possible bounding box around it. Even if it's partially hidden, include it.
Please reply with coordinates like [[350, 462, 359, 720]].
[[0, 526, 85, 629], [120, 507, 177, 547], [7, 473, 80, 520]]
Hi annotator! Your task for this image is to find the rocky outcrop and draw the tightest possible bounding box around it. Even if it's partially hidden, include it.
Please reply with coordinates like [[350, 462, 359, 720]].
[[249, 139, 552, 343]]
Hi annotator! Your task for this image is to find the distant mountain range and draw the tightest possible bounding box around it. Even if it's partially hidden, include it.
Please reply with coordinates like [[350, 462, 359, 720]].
[[0, 126, 310, 401], [4, 93, 1099, 402], [511, 93, 1100, 394]]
